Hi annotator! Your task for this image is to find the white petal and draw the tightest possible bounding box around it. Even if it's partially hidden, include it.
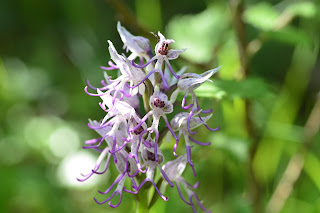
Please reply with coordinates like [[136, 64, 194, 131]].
[[138, 84, 145, 95], [167, 49, 186, 60]]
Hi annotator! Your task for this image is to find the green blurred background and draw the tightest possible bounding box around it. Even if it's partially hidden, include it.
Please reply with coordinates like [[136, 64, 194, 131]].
[[1, 0, 320, 212]]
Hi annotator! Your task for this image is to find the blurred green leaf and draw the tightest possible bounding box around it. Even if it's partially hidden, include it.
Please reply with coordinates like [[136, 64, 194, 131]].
[[243, 2, 280, 31], [268, 122, 304, 143], [212, 133, 249, 162], [167, 5, 230, 63], [266, 26, 312, 47], [218, 39, 241, 80], [195, 78, 272, 100], [253, 45, 318, 183], [285, 1, 317, 18], [304, 152, 320, 191], [194, 81, 226, 99]]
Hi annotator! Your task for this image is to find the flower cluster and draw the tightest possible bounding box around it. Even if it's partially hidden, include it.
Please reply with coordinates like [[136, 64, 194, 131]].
[[79, 22, 220, 213]]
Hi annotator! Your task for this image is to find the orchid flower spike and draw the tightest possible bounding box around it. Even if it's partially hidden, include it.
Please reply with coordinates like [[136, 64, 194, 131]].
[[82, 22, 219, 212]]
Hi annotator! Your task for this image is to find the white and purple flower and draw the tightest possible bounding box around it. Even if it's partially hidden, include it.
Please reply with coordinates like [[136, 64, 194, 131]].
[[79, 22, 220, 213]]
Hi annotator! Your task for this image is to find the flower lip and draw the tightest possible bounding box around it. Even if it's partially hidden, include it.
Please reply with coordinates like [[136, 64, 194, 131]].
[[147, 150, 156, 161], [142, 146, 164, 164], [133, 125, 144, 135]]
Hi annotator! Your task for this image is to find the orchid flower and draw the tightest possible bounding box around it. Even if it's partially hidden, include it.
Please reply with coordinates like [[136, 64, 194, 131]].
[[152, 32, 186, 79], [86, 41, 147, 98], [170, 111, 218, 176], [136, 146, 174, 201], [127, 116, 148, 172], [107, 41, 147, 96], [171, 66, 221, 107], [94, 152, 138, 208], [96, 89, 144, 162], [131, 86, 178, 162], [162, 154, 211, 213], [117, 22, 153, 61], [169, 66, 221, 134], [77, 147, 112, 182]]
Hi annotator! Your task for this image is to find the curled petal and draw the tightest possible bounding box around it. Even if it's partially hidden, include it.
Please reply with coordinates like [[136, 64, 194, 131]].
[[201, 109, 212, 114], [154, 128, 159, 162], [82, 134, 107, 149], [101, 65, 118, 71], [186, 146, 197, 177], [189, 193, 211, 213], [131, 57, 156, 69], [77, 171, 94, 182], [163, 114, 178, 142], [94, 191, 116, 205], [138, 178, 168, 201], [110, 137, 118, 164], [108, 191, 123, 208], [85, 137, 103, 145], [176, 183, 192, 205], [166, 60, 180, 79], [131, 111, 152, 132], [100, 61, 119, 71], [143, 140, 152, 148], [158, 166, 174, 187], [187, 109, 197, 135], [173, 136, 179, 157], [197, 113, 220, 132], [182, 180, 200, 189], [124, 187, 138, 194], [182, 93, 193, 110], [93, 154, 112, 175], [189, 136, 211, 146], [86, 79, 98, 90], [84, 86, 105, 96]]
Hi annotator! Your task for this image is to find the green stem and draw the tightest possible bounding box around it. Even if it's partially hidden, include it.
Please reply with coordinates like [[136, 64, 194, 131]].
[[148, 178, 164, 209], [136, 200, 149, 213], [135, 185, 150, 213]]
